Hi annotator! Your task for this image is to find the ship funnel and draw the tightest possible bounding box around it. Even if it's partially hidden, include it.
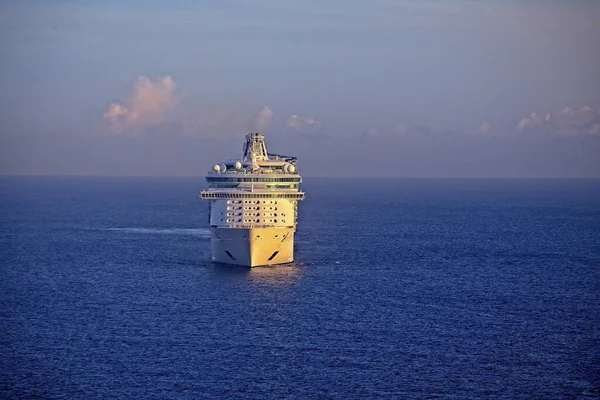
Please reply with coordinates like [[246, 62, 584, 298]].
[[242, 133, 269, 162]]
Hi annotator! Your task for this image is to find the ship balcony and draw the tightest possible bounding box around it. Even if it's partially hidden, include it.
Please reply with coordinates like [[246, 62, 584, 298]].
[[203, 186, 301, 192], [206, 169, 299, 175]]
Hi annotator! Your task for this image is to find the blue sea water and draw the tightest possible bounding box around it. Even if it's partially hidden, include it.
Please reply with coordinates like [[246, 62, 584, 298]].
[[1, 177, 599, 399]]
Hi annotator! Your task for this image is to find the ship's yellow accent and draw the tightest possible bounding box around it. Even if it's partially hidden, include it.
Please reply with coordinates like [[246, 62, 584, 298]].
[[210, 227, 295, 267]]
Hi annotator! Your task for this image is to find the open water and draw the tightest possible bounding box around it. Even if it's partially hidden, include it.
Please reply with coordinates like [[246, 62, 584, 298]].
[[1, 177, 599, 399]]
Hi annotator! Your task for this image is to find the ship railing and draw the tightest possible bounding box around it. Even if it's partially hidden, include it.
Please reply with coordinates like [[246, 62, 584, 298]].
[[200, 192, 305, 200], [266, 153, 297, 163], [211, 224, 296, 229]]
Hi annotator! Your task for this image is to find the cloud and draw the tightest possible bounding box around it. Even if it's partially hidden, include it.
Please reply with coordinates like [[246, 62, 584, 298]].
[[515, 106, 600, 135], [384, 106, 599, 138], [587, 123, 600, 136], [104, 76, 179, 133], [476, 120, 492, 134], [251, 106, 274, 132], [551, 106, 597, 129], [285, 114, 321, 133], [363, 127, 378, 137], [393, 124, 409, 136], [516, 112, 549, 133]]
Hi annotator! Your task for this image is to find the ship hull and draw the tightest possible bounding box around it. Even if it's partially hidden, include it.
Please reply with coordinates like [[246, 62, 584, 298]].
[[210, 227, 295, 267]]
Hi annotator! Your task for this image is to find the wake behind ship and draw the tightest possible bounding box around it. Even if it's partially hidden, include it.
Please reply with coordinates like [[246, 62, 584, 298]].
[[200, 133, 305, 267]]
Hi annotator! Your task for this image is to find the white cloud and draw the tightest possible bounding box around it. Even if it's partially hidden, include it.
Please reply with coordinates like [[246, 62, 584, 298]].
[[516, 106, 599, 135], [515, 112, 550, 133], [251, 106, 274, 132], [104, 76, 179, 133], [285, 114, 321, 132]]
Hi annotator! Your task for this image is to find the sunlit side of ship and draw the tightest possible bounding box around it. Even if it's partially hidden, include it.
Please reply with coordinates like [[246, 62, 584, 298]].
[[200, 133, 305, 267]]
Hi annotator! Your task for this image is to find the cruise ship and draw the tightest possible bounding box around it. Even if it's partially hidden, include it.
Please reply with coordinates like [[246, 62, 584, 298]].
[[200, 133, 305, 267]]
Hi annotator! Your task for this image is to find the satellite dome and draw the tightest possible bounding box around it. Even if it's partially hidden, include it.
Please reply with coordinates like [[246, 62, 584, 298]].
[[234, 161, 243, 170], [213, 164, 221, 172], [219, 163, 227, 172], [288, 165, 296, 173]]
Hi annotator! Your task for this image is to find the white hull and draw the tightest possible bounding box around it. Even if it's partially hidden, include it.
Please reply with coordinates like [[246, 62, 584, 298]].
[[211, 227, 295, 267]]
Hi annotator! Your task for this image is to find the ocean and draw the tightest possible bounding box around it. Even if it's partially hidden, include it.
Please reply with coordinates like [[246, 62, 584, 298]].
[[1, 177, 599, 399]]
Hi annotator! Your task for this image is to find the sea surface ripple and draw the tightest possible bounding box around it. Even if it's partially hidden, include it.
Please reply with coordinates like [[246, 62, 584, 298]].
[[1, 177, 599, 399]]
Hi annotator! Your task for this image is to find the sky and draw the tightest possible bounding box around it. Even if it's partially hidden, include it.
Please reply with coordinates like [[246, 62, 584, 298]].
[[1, 0, 599, 177]]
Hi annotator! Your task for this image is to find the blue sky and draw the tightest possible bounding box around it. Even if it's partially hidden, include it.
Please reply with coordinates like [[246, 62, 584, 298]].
[[1, 0, 599, 176]]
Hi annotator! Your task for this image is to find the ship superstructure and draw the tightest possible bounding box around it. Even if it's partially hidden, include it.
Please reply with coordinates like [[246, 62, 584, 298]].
[[200, 133, 305, 266]]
